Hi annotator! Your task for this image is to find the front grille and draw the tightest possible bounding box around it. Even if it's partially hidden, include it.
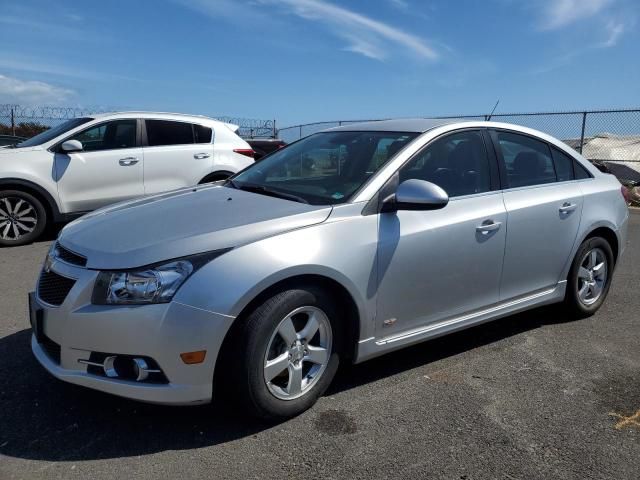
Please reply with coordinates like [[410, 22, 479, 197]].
[[55, 242, 87, 267], [40, 334, 61, 364], [37, 270, 76, 306]]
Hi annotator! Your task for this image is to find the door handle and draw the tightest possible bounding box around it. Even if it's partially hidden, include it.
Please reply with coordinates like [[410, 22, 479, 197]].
[[194, 153, 211, 159], [476, 220, 502, 234], [559, 202, 577, 214], [119, 157, 139, 166]]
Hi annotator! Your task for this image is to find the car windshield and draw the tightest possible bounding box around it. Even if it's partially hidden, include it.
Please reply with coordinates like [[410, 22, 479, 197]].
[[229, 130, 418, 205], [15, 117, 94, 148]]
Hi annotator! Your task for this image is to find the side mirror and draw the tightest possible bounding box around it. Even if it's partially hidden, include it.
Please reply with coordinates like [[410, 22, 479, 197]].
[[384, 179, 449, 212], [61, 140, 83, 153]]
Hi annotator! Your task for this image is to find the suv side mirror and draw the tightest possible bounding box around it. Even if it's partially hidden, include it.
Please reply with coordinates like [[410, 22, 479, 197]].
[[61, 140, 83, 153], [383, 179, 449, 212]]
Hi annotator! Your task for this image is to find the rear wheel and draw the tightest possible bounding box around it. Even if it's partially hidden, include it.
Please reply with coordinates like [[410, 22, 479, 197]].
[[564, 236, 614, 318], [228, 286, 342, 419], [0, 190, 47, 247]]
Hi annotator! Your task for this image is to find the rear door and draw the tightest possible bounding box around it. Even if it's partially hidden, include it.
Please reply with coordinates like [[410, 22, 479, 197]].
[[491, 129, 583, 301], [54, 119, 144, 212], [142, 119, 214, 194]]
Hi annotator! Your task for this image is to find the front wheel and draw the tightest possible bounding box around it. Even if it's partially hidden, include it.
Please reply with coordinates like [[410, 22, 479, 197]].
[[229, 287, 342, 419], [564, 236, 614, 318], [0, 190, 47, 247]]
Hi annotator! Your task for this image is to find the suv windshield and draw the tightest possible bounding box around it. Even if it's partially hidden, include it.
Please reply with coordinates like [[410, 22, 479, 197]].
[[229, 131, 418, 205], [15, 117, 94, 148]]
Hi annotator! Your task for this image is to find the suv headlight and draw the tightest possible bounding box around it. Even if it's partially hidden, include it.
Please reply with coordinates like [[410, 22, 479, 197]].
[[92, 250, 229, 305]]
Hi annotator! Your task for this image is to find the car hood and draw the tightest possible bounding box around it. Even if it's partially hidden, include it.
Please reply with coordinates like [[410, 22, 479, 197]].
[[59, 184, 332, 269]]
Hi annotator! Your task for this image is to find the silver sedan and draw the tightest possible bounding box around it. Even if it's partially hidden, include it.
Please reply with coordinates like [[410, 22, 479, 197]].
[[30, 119, 628, 418]]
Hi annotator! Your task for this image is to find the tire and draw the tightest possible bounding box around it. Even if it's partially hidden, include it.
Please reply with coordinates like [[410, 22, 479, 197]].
[[228, 286, 342, 419], [0, 190, 47, 247], [564, 236, 614, 318]]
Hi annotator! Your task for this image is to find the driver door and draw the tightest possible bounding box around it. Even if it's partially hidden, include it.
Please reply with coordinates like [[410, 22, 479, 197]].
[[54, 119, 144, 212], [375, 129, 506, 336]]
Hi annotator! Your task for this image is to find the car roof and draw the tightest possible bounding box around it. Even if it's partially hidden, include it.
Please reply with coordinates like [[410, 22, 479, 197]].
[[326, 118, 461, 133], [90, 111, 220, 124]]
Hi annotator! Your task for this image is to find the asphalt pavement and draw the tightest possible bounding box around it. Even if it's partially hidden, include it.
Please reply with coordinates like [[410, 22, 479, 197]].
[[1, 212, 639, 479]]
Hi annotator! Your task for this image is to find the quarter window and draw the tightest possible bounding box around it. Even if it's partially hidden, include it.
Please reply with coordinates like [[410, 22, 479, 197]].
[[194, 124, 212, 143], [68, 120, 137, 151], [496, 131, 556, 188], [399, 130, 492, 197], [574, 161, 592, 179], [146, 120, 194, 146], [551, 147, 574, 182]]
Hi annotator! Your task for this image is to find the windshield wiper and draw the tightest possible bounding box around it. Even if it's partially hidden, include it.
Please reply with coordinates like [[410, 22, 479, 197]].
[[233, 183, 309, 204]]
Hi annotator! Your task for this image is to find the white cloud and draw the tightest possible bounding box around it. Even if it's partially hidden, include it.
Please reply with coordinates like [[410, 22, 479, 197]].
[[388, 0, 409, 11], [600, 19, 626, 46], [0, 74, 75, 104], [257, 0, 438, 61], [539, 0, 613, 30]]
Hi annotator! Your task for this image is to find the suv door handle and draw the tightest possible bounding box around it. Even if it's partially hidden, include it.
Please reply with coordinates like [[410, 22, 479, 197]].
[[559, 202, 577, 214], [119, 157, 139, 166], [194, 153, 211, 159], [476, 220, 502, 234]]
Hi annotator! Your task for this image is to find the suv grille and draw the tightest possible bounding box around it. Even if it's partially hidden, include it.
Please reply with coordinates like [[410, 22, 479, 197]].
[[38, 270, 76, 306], [55, 242, 87, 267]]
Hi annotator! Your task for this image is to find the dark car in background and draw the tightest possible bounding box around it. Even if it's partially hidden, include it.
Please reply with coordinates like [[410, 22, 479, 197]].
[[0, 135, 26, 147], [246, 138, 287, 161]]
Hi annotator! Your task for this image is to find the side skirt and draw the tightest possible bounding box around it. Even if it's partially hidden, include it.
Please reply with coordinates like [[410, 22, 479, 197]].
[[355, 282, 566, 363]]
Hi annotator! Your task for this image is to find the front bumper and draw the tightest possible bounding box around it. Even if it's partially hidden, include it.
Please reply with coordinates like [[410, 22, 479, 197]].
[[30, 259, 235, 405]]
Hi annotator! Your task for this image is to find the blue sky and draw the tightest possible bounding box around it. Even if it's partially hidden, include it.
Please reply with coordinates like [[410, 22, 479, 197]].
[[0, 0, 638, 126]]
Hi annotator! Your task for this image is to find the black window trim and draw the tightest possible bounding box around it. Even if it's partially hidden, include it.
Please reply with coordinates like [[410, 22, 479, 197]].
[[50, 118, 141, 153], [141, 118, 215, 147], [488, 127, 593, 191]]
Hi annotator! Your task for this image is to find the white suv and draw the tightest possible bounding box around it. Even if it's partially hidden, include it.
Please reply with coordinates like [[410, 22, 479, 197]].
[[0, 112, 255, 245]]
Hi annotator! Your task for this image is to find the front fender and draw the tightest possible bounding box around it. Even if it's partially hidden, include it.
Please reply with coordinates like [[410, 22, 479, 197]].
[[174, 212, 379, 341]]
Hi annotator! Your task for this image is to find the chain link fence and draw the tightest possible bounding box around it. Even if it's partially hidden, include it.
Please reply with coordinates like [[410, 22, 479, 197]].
[[0, 104, 277, 140], [278, 109, 640, 181]]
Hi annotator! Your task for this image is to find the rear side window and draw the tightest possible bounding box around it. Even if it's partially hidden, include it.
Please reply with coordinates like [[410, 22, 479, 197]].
[[146, 120, 194, 146], [551, 147, 574, 182], [194, 124, 212, 143], [496, 131, 556, 188]]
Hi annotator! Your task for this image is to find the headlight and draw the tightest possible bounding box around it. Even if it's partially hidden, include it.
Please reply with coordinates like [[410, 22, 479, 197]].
[[92, 250, 229, 305]]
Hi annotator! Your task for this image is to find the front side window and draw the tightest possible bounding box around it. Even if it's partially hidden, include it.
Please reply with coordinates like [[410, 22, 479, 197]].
[[68, 120, 137, 152], [399, 130, 492, 197], [497, 131, 556, 188], [146, 120, 194, 146], [230, 131, 418, 205], [17, 117, 93, 148]]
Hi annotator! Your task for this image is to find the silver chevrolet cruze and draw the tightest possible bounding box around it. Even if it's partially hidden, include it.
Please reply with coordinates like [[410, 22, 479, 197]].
[[30, 119, 628, 418]]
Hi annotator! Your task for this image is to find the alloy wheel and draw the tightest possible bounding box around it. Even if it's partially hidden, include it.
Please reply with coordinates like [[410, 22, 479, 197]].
[[263, 306, 332, 400], [0, 196, 38, 241], [576, 247, 607, 306]]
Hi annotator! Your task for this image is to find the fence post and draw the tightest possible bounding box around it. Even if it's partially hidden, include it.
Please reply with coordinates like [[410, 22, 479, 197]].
[[338, 121, 342, 126], [579, 112, 587, 154], [11, 107, 15, 136], [299, 125, 302, 139], [273, 120, 277, 139]]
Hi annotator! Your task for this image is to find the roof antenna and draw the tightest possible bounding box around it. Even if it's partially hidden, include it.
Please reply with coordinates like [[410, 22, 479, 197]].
[[487, 100, 499, 121]]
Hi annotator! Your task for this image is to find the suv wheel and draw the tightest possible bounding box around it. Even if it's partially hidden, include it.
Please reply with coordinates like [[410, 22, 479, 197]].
[[564, 236, 614, 318], [229, 286, 342, 419], [0, 190, 47, 247]]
